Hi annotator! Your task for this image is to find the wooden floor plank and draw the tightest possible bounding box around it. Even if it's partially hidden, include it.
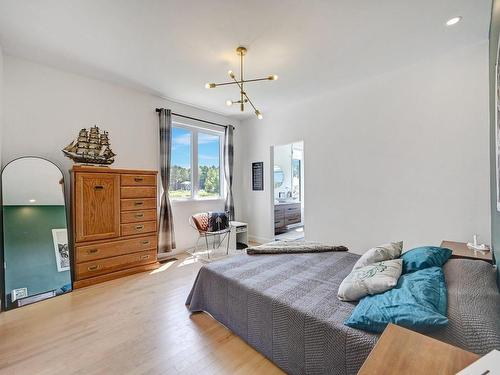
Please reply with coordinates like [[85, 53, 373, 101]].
[[0, 253, 284, 375]]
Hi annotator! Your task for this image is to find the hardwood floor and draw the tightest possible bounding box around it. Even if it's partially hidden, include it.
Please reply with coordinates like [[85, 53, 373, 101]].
[[0, 253, 284, 375]]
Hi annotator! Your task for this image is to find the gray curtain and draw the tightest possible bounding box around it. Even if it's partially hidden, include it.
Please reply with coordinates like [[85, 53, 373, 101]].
[[224, 125, 234, 219], [158, 108, 176, 252]]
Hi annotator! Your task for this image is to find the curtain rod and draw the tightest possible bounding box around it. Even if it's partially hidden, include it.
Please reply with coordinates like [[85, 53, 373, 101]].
[[155, 108, 234, 130]]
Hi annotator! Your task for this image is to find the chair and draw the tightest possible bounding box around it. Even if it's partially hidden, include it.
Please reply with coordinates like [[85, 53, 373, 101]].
[[189, 212, 231, 258]]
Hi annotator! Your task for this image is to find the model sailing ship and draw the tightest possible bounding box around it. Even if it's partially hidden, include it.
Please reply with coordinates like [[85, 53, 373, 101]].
[[63, 126, 116, 165]]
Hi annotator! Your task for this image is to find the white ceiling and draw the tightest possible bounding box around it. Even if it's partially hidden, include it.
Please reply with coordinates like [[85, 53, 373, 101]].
[[0, 0, 492, 119]]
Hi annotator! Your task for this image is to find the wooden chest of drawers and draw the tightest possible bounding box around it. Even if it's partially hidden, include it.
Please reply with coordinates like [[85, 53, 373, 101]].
[[72, 166, 159, 288], [274, 202, 302, 233]]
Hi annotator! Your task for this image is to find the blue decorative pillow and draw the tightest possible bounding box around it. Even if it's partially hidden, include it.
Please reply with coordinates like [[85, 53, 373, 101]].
[[400, 246, 452, 273], [344, 267, 448, 333]]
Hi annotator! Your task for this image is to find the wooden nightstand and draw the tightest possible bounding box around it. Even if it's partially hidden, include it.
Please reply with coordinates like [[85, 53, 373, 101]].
[[440, 240, 493, 264], [358, 324, 480, 375]]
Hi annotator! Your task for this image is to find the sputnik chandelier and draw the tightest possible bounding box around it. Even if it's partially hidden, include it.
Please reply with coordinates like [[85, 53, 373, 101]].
[[205, 46, 278, 120]]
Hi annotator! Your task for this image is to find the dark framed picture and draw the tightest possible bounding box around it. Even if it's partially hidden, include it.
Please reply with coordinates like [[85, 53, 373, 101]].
[[252, 162, 264, 191]]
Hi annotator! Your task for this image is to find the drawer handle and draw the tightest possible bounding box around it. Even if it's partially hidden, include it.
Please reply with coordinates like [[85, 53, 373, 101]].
[[134, 177, 144, 182], [135, 213, 145, 218], [141, 240, 150, 245], [134, 201, 144, 206], [135, 225, 144, 230], [87, 249, 99, 254], [87, 265, 101, 272], [140, 254, 150, 260], [94, 185, 104, 191]]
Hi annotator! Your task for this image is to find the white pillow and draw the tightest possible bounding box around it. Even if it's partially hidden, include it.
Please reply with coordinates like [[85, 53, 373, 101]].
[[353, 241, 403, 269], [337, 259, 403, 301]]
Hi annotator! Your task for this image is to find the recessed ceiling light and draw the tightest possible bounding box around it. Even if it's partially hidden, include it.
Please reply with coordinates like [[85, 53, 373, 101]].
[[29, 199, 36, 203], [446, 16, 462, 26]]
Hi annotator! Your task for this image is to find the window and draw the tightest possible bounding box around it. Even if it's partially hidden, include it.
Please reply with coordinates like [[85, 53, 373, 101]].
[[169, 124, 223, 200], [170, 127, 192, 198], [198, 132, 221, 198]]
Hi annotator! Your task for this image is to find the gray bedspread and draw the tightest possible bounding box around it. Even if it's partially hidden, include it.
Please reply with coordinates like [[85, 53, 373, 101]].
[[186, 252, 500, 375]]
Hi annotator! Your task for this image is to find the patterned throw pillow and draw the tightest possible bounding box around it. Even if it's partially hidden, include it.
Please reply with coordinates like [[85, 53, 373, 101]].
[[207, 212, 229, 232], [353, 241, 403, 269], [338, 259, 403, 301]]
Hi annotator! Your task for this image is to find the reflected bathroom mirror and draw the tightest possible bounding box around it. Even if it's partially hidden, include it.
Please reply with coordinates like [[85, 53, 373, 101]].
[[2, 157, 71, 310], [274, 165, 284, 188]]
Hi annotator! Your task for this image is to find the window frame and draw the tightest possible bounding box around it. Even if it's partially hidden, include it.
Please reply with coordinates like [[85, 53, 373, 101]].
[[169, 121, 224, 202]]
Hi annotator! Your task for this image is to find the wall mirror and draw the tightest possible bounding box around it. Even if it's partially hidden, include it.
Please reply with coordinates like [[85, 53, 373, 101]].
[[274, 165, 284, 188], [2, 157, 71, 310]]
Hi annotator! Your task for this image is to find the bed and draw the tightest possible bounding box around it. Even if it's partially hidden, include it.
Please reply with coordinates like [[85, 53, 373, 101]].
[[186, 251, 500, 375]]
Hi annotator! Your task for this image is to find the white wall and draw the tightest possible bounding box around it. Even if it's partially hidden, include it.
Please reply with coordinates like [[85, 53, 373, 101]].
[[235, 42, 491, 252], [3, 55, 239, 254]]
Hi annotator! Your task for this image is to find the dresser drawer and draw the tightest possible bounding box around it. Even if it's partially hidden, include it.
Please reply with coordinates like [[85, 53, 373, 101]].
[[121, 221, 157, 236], [284, 205, 301, 215], [76, 249, 157, 280], [75, 235, 157, 263], [274, 206, 284, 214], [121, 209, 157, 224], [121, 198, 157, 211], [274, 218, 285, 229], [274, 206, 285, 219], [285, 213, 301, 225], [121, 186, 156, 199], [121, 174, 156, 186]]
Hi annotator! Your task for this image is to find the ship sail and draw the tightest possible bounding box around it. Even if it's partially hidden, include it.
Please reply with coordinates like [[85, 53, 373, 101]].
[[63, 139, 78, 153], [62, 125, 116, 165]]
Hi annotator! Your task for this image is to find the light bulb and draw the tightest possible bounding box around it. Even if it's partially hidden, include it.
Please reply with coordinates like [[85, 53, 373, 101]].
[[446, 16, 462, 26], [205, 83, 216, 89], [228, 70, 235, 79], [268, 74, 279, 80], [255, 110, 263, 120], [225, 100, 233, 107], [29, 199, 36, 203]]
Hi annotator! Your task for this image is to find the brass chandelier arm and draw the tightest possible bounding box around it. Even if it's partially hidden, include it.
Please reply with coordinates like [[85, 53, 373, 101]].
[[209, 77, 277, 88], [228, 74, 262, 119], [229, 75, 258, 112], [205, 46, 272, 119]]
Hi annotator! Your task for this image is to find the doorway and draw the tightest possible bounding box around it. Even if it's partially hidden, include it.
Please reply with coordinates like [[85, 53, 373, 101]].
[[272, 141, 304, 241]]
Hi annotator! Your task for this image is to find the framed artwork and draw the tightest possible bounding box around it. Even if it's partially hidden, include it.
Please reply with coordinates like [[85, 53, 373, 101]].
[[252, 162, 264, 191], [52, 228, 69, 272]]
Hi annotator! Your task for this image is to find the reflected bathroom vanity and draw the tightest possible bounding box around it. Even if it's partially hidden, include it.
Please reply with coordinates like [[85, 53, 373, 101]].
[[273, 141, 304, 239]]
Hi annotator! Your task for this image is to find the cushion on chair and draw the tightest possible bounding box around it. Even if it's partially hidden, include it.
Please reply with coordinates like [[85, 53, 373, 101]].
[[192, 213, 209, 232], [207, 212, 229, 232]]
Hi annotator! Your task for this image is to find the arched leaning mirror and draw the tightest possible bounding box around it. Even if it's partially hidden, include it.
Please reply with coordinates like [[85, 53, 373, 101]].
[[2, 157, 71, 310]]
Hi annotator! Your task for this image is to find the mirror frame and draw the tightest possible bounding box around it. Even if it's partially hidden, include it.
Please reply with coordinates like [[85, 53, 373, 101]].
[[0, 156, 72, 311], [274, 165, 285, 188]]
